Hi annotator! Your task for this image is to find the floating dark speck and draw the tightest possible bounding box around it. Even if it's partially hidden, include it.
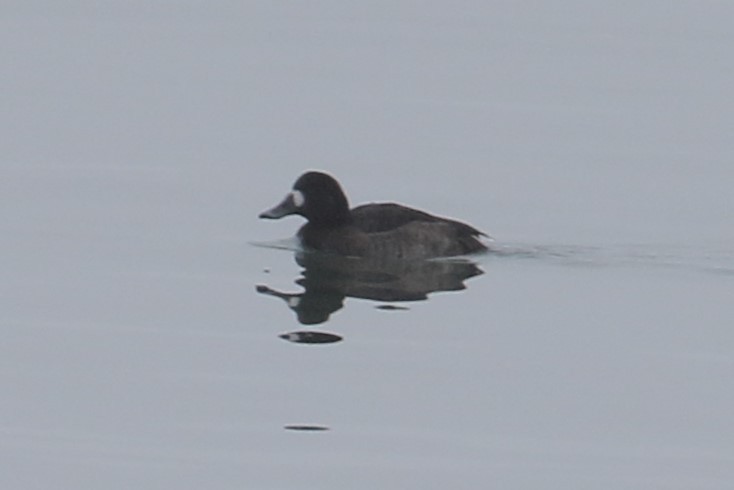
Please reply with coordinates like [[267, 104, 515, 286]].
[[375, 304, 410, 311], [279, 331, 343, 344], [284, 425, 330, 432]]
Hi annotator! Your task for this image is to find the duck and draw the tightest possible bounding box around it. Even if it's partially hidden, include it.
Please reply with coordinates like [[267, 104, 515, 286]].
[[259, 171, 489, 260]]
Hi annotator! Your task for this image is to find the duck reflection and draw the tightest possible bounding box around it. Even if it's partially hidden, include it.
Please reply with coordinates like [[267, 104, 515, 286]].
[[278, 331, 343, 344], [257, 252, 484, 325]]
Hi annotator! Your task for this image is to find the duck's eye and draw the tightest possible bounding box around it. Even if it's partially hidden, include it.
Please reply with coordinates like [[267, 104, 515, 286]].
[[291, 190, 305, 208]]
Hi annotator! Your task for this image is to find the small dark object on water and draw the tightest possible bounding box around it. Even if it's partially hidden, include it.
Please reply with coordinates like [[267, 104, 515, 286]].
[[375, 304, 410, 311], [279, 331, 343, 344], [284, 425, 330, 432]]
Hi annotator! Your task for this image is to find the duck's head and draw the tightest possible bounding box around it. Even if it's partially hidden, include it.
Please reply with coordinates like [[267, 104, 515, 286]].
[[259, 171, 352, 227]]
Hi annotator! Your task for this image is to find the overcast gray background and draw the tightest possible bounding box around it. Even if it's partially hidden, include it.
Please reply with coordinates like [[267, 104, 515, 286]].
[[3, 2, 733, 489]]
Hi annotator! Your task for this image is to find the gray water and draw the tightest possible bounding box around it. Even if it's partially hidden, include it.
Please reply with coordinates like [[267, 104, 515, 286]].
[[3, 2, 734, 489]]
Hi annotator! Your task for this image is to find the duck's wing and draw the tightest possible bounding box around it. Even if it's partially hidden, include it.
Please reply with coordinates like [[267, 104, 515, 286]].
[[351, 203, 488, 237], [365, 221, 488, 260]]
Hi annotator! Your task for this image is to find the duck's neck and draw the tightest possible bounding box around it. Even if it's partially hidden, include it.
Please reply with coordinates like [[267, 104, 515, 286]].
[[307, 190, 352, 228], [309, 208, 353, 228]]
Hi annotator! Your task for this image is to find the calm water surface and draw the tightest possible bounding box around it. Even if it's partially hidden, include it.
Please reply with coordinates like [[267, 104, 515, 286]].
[[5, 160, 732, 489], [3, 2, 734, 489]]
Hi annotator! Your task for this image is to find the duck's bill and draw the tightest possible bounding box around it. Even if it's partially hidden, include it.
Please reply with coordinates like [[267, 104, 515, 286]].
[[258, 193, 298, 219]]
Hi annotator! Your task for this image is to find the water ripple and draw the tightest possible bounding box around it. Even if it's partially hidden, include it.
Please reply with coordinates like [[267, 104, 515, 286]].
[[489, 242, 734, 276]]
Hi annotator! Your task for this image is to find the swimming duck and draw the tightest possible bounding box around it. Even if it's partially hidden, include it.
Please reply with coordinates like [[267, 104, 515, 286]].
[[259, 171, 489, 259]]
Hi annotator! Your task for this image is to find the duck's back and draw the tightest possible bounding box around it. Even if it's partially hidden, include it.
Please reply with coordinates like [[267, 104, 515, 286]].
[[352, 203, 485, 234], [351, 203, 488, 259]]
